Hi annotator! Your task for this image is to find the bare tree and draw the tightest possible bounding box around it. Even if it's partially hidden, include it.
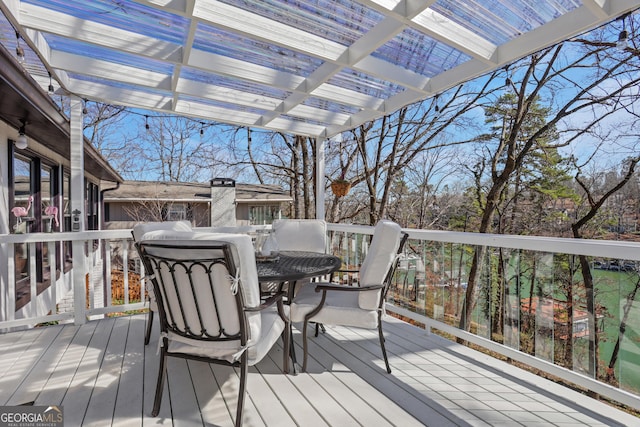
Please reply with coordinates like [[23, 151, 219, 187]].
[[458, 33, 640, 334], [571, 156, 640, 378]]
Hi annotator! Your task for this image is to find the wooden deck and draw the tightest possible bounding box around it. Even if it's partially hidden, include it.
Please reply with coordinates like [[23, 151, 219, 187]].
[[0, 313, 637, 427]]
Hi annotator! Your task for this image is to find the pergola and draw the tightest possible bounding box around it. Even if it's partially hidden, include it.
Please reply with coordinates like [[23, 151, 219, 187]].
[[2, 0, 640, 218]]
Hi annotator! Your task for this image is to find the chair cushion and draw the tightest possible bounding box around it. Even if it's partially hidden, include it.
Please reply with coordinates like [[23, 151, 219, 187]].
[[358, 220, 402, 310], [290, 284, 378, 329], [167, 304, 288, 365], [208, 225, 255, 234], [132, 221, 193, 313], [139, 231, 263, 345], [271, 219, 327, 253], [132, 220, 192, 241]]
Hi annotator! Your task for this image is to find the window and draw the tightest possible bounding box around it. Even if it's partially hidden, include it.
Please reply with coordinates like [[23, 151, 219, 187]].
[[11, 155, 33, 233], [63, 171, 72, 266], [86, 181, 99, 230], [11, 155, 33, 309], [167, 203, 186, 221], [249, 205, 281, 225]]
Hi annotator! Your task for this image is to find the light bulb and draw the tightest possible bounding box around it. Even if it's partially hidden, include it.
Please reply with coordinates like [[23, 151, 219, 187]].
[[16, 133, 27, 150], [617, 30, 628, 51], [15, 32, 25, 64], [16, 46, 25, 64], [48, 72, 54, 94]]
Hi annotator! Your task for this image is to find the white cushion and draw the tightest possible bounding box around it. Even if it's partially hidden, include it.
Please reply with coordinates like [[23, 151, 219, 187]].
[[290, 284, 378, 329], [132, 220, 192, 241], [132, 221, 193, 313], [208, 225, 255, 234], [167, 305, 288, 365], [290, 220, 402, 329], [139, 231, 267, 352], [358, 220, 402, 310], [270, 219, 327, 253]]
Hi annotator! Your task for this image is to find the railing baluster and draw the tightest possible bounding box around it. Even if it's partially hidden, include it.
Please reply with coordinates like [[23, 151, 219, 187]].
[[123, 244, 129, 306]]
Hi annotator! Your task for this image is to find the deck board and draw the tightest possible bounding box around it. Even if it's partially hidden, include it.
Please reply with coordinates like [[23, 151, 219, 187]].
[[0, 326, 62, 405], [112, 315, 145, 427], [83, 316, 131, 426], [62, 317, 115, 426], [0, 313, 637, 427]]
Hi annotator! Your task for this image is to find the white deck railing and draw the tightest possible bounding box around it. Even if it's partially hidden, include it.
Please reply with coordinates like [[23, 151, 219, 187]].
[[1, 225, 639, 411]]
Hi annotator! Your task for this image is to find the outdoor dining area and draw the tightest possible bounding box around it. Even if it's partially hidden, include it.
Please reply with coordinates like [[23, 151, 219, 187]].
[[130, 219, 404, 425], [0, 219, 638, 426], [3, 0, 640, 425]]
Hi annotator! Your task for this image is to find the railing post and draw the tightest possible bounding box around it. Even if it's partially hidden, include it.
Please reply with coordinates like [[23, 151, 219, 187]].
[[72, 240, 86, 325]]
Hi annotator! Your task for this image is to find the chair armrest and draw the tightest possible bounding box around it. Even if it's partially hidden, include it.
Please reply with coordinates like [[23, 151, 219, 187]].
[[315, 283, 383, 293], [335, 268, 359, 273], [247, 291, 286, 311], [246, 291, 288, 323]]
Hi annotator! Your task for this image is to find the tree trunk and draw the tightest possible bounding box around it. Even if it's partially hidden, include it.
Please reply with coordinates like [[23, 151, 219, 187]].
[[606, 277, 640, 384]]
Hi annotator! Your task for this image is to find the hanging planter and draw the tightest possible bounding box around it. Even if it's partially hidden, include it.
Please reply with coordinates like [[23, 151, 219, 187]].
[[331, 179, 351, 197]]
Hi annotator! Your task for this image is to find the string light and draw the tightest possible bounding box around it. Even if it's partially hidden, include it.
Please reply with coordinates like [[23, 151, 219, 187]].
[[617, 30, 628, 51], [434, 94, 440, 113], [145, 115, 150, 131], [617, 13, 629, 51], [15, 32, 25, 64], [200, 123, 204, 136], [504, 65, 512, 90], [48, 72, 54, 94], [82, 99, 88, 115]]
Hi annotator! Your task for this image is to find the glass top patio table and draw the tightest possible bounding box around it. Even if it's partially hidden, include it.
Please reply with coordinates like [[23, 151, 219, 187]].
[[256, 250, 341, 285]]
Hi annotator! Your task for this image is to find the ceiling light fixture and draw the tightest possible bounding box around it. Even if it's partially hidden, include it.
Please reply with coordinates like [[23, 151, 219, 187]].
[[15, 32, 25, 64], [16, 120, 28, 150]]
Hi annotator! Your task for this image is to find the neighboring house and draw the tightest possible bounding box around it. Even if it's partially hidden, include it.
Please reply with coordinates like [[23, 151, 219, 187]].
[[103, 179, 292, 228]]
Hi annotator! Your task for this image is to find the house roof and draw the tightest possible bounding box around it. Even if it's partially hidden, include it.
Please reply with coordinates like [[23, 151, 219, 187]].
[[2, 0, 638, 139], [104, 180, 292, 203]]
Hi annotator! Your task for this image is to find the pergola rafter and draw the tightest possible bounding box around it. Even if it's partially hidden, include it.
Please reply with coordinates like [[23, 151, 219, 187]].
[[1, 0, 637, 139]]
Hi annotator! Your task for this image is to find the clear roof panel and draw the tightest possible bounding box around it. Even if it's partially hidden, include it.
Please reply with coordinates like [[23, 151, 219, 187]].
[[194, 22, 324, 77], [431, 0, 581, 45], [3, 0, 637, 138], [23, 0, 189, 44], [328, 68, 404, 100], [302, 97, 362, 116], [374, 27, 472, 77], [181, 67, 292, 100], [217, 0, 385, 46], [46, 34, 175, 75], [179, 94, 270, 116]]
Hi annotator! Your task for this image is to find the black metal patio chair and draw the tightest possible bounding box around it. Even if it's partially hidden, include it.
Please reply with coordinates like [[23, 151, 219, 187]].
[[136, 233, 289, 426]]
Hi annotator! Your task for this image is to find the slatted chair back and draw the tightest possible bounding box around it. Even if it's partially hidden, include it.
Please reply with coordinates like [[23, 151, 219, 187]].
[[138, 240, 248, 357], [131, 221, 194, 344]]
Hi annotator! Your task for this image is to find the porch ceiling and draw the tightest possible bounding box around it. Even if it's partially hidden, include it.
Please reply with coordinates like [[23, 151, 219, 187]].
[[2, 0, 639, 138]]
